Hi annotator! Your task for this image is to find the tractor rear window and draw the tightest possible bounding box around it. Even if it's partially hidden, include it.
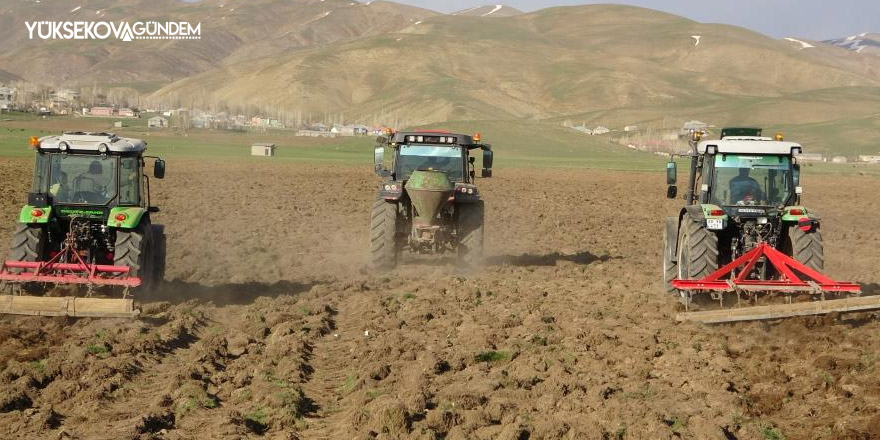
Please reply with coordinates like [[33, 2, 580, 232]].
[[46, 154, 118, 205], [711, 155, 793, 206], [398, 145, 464, 181]]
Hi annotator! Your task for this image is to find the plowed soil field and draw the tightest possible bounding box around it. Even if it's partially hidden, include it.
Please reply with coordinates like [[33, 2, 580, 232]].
[[1, 158, 880, 440]]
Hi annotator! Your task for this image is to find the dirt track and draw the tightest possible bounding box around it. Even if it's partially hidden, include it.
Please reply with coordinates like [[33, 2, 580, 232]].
[[1, 158, 880, 439]]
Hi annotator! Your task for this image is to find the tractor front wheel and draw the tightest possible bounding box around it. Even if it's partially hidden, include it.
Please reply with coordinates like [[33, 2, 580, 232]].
[[785, 225, 824, 272], [114, 221, 155, 296], [662, 217, 678, 293], [151, 224, 167, 288], [457, 201, 485, 266], [370, 199, 399, 270]]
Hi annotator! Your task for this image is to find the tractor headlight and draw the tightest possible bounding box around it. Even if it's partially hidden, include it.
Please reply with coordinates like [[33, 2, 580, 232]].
[[58, 141, 69, 151], [758, 217, 768, 225], [384, 184, 391, 191], [98, 143, 109, 154], [467, 188, 474, 194]]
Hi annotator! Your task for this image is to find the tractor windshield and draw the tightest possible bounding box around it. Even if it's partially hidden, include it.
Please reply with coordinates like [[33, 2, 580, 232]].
[[35, 154, 119, 205], [397, 145, 464, 181], [711, 154, 793, 206]]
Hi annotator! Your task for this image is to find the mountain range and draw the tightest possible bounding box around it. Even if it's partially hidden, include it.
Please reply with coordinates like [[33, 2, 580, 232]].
[[1, 0, 879, 152]]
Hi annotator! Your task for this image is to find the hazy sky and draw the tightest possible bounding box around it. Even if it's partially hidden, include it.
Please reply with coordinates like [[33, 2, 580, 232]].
[[395, 0, 880, 40]]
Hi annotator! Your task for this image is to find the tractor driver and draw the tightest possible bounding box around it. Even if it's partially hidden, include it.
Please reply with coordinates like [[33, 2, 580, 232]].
[[49, 171, 69, 200], [729, 168, 763, 204], [73, 160, 108, 199]]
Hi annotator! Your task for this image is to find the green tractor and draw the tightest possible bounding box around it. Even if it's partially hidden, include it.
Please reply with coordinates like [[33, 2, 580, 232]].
[[370, 130, 493, 269], [0, 132, 167, 317], [663, 128, 867, 324]]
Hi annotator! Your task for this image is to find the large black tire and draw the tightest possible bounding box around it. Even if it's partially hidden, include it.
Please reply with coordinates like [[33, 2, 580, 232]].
[[662, 217, 678, 293], [7, 223, 47, 271], [786, 225, 824, 272], [151, 224, 167, 288], [457, 201, 484, 266], [677, 216, 719, 281], [114, 221, 155, 296], [4, 223, 47, 294], [370, 199, 399, 270]]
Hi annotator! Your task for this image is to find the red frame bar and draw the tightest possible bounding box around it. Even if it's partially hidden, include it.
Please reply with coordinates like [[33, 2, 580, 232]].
[[672, 243, 861, 293]]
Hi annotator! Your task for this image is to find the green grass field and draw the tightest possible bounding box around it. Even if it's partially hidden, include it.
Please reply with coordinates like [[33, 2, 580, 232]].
[[1, 113, 878, 177]]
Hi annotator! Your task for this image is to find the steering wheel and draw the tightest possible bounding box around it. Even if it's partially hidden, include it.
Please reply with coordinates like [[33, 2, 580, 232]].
[[72, 191, 103, 204]]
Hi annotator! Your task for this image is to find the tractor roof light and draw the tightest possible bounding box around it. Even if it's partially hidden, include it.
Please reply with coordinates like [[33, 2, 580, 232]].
[[791, 146, 802, 156], [473, 132, 482, 143], [98, 143, 109, 154], [775, 132, 784, 141], [58, 141, 69, 152], [706, 145, 717, 155], [692, 130, 703, 142], [28, 136, 40, 148]]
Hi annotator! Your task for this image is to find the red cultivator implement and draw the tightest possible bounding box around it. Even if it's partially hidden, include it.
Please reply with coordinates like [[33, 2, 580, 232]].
[[673, 243, 875, 324], [0, 231, 141, 318]]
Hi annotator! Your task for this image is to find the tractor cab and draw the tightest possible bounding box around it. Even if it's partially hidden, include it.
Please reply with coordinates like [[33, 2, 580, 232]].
[[26, 132, 165, 222], [666, 130, 803, 214], [374, 131, 493, 184]]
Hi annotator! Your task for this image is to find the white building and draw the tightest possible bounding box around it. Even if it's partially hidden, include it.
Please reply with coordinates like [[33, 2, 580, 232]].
[[798, 153, 825, 162], [251, 143, 276, 157], [591, 126, 610, 135], [859, 155, 880, 164], [0, 86, 16, 111]]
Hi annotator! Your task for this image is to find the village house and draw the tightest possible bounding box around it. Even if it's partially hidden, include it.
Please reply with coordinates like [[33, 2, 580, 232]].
[[88, 106, 114, 117], [0, 86, 16, 111], [148, 116, 168, 128]]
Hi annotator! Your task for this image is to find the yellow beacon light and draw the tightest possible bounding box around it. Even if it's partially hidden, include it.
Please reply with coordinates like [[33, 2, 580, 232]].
[[775, 132, 784, 141]]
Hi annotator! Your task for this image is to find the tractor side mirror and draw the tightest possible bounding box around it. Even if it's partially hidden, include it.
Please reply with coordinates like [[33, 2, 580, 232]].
[[374, 146, 390, 177], [481, 149, 493, 178], [376, 136, 388, 144], [148, 206, 160, 213], [666, 161, 677, 185], [792, 163, 800, 187], [153, 159, 166, 179], [665, 161, 677, 199]]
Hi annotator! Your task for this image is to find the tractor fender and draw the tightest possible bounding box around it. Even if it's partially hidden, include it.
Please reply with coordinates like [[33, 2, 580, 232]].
[[18, 205, 52, 224], [107, 207, 148, 229], [681, 205, 705, 223]]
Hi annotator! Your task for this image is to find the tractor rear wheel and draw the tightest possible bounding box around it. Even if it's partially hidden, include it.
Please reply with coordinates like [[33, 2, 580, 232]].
[[457, 201, 485, 265], [785, 225, 824, 272], [114, 221, 155, 296], [370, 199, 399, 270], [3, 223, 47, 294], [662, 217, 678, 293], [677, 216, 719, 281]]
